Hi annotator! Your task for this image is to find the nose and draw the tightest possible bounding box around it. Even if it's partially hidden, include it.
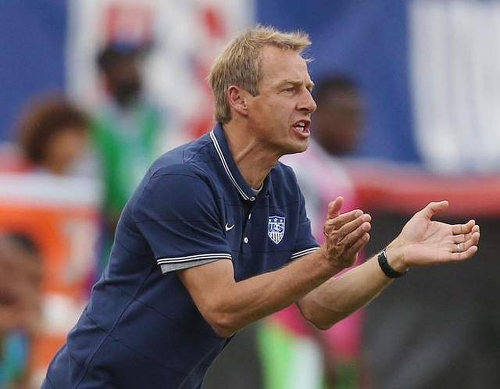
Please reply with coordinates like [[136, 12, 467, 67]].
[[297, 89, 317, 114]]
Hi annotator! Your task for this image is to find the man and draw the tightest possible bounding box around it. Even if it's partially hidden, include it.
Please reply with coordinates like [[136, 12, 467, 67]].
[[42, 26, 480, 389]]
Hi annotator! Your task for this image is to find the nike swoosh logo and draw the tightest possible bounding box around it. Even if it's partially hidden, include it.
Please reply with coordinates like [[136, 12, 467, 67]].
[[225, 223, 235, 231]]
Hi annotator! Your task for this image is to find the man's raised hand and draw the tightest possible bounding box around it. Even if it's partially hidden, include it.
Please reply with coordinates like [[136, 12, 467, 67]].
[[321, 196, 371, 269], [386, 201, 480, 270]]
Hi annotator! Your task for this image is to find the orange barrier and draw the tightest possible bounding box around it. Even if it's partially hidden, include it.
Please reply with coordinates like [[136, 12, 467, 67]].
[[0, 172, 101, 384]]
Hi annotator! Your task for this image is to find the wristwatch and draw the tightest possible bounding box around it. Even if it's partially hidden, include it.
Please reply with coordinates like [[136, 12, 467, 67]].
[[377, 248, 408, 278]]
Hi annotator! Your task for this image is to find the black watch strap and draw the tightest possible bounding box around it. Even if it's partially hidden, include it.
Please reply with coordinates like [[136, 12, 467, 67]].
[[377, 249, 407, 278]]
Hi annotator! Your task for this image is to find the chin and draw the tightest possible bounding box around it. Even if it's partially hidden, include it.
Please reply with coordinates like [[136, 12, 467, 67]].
[[283, 140, 309, 156]]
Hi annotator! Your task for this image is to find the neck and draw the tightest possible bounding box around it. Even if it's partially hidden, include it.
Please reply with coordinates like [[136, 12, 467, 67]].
[[222, 120, 279, 189]]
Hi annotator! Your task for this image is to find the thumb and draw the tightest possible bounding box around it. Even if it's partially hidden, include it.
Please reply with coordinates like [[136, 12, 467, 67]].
[[327, 196, 344, 219], [419, 200, 449, 219]]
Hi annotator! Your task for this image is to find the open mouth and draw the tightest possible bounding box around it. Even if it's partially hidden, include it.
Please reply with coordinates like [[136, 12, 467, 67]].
[[292, 120, 311, 136]]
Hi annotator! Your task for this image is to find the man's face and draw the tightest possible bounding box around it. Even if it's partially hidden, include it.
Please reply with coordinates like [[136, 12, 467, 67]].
[[105, 56, 142, 107], [245, 46, 317, 156], [45, 126, 89, 174]]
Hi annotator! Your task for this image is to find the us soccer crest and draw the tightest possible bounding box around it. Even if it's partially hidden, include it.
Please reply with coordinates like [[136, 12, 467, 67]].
[[268, 216, 285, 244]]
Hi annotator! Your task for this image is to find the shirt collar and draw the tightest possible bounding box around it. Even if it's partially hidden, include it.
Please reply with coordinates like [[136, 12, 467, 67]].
[[210, 123, 271, 202]]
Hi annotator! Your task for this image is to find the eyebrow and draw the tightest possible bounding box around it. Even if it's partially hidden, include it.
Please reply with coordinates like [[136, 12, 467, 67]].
[[279, 79, 315, 91]]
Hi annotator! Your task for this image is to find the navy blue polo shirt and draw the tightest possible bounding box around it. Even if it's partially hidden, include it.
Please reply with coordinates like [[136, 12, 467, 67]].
[[43, 124, 319, 389]]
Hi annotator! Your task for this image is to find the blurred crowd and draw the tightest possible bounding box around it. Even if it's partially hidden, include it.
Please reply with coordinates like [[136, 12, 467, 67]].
[[0, 42, 168, 388]]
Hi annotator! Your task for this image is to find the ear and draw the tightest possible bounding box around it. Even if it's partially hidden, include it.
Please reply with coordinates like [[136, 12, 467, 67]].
[[227, 85, 249, 117]]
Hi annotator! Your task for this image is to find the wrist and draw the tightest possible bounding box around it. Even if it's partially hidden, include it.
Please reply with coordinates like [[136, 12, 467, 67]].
[[385, 241, 409, 273], [377, 241, 409, 279], [318, 246, 343, 275]]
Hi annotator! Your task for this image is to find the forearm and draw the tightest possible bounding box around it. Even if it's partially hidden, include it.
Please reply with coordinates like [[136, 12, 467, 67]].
[[180, 205, 373, 337], [298, 254, 394, 329], [180, 250, 341, 337], [231, 253, 339, 321]]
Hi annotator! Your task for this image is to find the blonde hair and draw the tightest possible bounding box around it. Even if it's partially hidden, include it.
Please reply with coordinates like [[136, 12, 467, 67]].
[[208, 26, 311, 124]]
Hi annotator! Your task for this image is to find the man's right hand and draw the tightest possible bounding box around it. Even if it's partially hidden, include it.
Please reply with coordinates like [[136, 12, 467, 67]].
[[320, 196, 371, 269]]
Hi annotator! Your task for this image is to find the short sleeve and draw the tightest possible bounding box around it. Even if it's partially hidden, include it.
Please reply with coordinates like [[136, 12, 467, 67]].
[[133, 168, 232, 273], [290, 186, 320, 260]]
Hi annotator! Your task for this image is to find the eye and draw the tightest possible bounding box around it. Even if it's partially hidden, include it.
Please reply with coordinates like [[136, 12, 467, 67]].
[[282, 86, 295, 93]]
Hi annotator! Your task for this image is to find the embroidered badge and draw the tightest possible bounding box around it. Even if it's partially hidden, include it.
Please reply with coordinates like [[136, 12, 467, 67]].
[[268, 216, 285, 244]]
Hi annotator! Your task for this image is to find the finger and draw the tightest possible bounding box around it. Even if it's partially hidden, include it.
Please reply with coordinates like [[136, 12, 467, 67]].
[[451, 220, 476, 235], [458, 229, 480, 248], [336, 214, 371, 239], [450, 238, 475, 254], [323, 212, 363, 238], [461, 233, 480, 251], [418, 200, 449, 219], [468, 230, 480, 245], [448, 244, 478, 263], [342, 233, 370, 259], [453, 225, 480, 244], [448, 231, 480, 260], [337, 220, 371, 248], [324, 210, 366, 233], [327, 197, 344, 219]]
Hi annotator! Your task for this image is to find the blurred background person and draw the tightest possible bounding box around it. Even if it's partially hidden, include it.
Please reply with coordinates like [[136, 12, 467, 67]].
[[92, 43, 171, 269], [0, 233, 42, 389], [93, 43, 161, 231], [17, 97, 91, 177], [258, 75, 365, 389]]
